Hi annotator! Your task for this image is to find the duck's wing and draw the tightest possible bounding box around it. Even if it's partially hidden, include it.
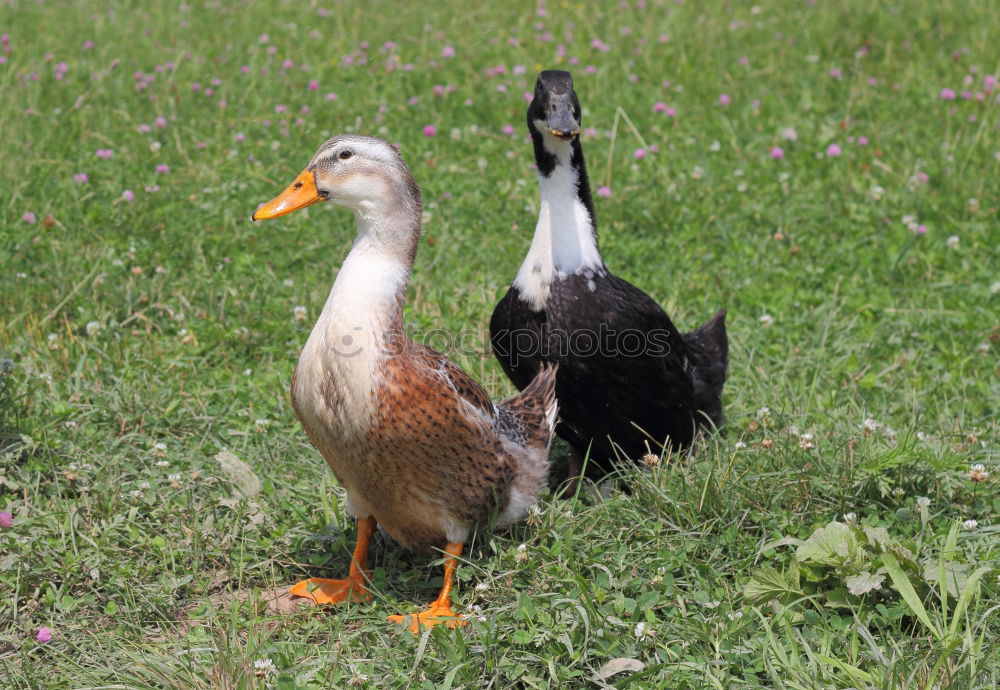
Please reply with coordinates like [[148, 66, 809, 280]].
[[409, 342, 557, 450], [489, 286, 548, 392], [408, 343, 498, 431]]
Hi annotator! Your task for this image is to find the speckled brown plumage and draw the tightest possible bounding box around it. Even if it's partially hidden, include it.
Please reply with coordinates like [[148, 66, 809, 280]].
[[291, 339, 557, 552]]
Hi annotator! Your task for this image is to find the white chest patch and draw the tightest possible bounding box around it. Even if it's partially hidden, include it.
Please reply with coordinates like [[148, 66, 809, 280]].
[[513, 143, 603, 311], [293, 236, 408, 438]]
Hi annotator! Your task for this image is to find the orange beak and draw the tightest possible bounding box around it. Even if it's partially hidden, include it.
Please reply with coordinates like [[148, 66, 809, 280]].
[[251, 169, 323, 221]]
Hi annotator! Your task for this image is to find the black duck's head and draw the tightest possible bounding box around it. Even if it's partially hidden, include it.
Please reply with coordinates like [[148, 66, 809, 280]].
[[528, 70, 581, 143]]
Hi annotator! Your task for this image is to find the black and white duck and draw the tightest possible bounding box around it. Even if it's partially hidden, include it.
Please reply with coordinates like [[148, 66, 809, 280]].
[[490, 70, 728, 482]]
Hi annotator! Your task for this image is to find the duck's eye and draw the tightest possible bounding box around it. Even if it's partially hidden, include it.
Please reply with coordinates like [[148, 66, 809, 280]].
[[339, 149, 353, 160]]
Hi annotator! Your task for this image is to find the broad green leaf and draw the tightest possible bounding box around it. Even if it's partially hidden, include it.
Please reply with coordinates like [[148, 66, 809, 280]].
[[512, 629, 533, 644], [845, 570, 885, 596], [743, 566, 803, 605], [824, 587, 853, 609], [796, 522, 863, 568], [922, 560, 968, 599], [862, 525, 893, 551]]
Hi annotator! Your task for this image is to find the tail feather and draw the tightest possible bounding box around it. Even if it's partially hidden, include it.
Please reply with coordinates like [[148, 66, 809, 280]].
[[682, 309, 728, 428], [494, 363, 559, 528], [496, 363, 559, 449]]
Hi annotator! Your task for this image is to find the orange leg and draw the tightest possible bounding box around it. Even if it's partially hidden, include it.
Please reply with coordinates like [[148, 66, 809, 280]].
[[289, 516, 376, 605], [388, 542, 468, 632]]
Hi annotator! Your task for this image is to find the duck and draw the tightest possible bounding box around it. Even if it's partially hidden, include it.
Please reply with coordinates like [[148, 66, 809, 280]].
[[490, 70, 728, 482], [251, 134, 558, 631]]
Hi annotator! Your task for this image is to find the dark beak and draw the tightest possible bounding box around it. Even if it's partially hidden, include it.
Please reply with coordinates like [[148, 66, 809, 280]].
[[546, 94, 580, 141]]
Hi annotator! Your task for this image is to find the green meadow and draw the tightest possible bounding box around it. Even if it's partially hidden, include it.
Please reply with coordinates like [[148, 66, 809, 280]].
[[1, 0, 998, 687]]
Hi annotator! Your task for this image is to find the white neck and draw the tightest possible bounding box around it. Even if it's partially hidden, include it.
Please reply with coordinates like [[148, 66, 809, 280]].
[[319, 209, 412, 339], [513, 143, 603, 311], [291, 209, 414, 438]]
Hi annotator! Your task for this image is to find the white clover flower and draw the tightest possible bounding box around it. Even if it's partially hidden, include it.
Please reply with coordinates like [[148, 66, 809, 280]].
[[515, 543, 528, 563], [640, 452, 660, 468], [759, 314, 775, 327], [870, 185, 885, 201], [734, 441, 747, 450], [976, 343, 989, 354], [167, 473, 182, 481], [85, 321, 102, 336], [475, 582, 490, 592], [155, 460, 169, 468], [293, 305, 308, 321], [755, 406, 771, 420], [282, 278, 294, 287], [860, 417, 878, 434], [990, 281, 1000, 295], [634, 622, 646, 638], [963, 519, 978, 530], [709, 140, 721, 152], [946, 235, 960, 249], [781, 127, 798, 141], [253, 659, 276, 678], [916, 496, 931, 509], [525, 503, 543, 525], [255, 418, 270, 432], [968, 464, 989, 482], [843, 512, 857, 523]]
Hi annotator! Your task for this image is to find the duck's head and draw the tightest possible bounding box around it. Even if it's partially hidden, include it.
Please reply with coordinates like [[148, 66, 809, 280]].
[[527, 70, 581, 144], [252, 134, 419, 221]]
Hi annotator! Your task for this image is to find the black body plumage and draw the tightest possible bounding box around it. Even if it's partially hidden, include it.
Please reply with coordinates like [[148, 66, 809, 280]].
[[490, 70, 729, 479]]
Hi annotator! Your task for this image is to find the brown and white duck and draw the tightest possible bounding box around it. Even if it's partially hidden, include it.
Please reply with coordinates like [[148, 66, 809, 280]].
[[252, 134, 558, 631]]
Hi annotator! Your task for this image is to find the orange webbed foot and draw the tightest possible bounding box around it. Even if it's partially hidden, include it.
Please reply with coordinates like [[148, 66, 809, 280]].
[[388, 602, 468, 633], [288, 576, 372, 605]]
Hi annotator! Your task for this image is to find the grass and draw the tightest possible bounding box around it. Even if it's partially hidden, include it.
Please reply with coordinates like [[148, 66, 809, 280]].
[[1, 0, 998, 687]]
